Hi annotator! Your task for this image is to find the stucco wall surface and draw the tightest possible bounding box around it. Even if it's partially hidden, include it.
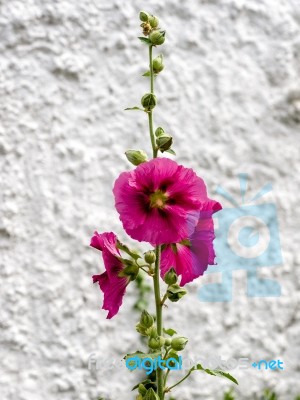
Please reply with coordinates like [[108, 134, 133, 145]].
[[1, 0, 300, 399]]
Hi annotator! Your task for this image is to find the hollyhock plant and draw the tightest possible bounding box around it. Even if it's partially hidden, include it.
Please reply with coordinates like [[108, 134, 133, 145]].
[[113, 157, 210, 245], [89, 11, 237, 400], [90, 231, 131, 319]]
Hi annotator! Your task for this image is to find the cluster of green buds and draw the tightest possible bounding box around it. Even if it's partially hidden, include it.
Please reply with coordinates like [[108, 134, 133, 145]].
[[140, 11, 165, 46], [136, 310, 166, 351], [163, 268, 187, 302]]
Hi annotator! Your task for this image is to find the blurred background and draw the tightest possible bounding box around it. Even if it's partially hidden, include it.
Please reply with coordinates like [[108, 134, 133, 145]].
[[1, 0, 300, 399]]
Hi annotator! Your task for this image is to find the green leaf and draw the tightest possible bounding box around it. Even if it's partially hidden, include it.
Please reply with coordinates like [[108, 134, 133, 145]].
[[165, 148, 176, 155], [143, 71, 151, 77], [117, 241, 141, 260], [193, 364, 238, 385], [163, 328, 177, 336], [132, 379, 153, 391], [138, 37, 151, 45], [125, 106, 144, 111]]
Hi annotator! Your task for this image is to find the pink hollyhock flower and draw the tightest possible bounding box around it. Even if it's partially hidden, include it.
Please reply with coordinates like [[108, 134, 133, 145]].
[[160, 200, 222, 285], [113, 158, 212, 245], [90, 231, 129, 319]]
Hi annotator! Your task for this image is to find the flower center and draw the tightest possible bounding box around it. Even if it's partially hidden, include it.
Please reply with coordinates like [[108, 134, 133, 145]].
[[149, 190, 168, 209]]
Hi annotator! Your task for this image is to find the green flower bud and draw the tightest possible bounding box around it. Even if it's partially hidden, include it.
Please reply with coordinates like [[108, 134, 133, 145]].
[[171, 336, 188, 351], [166, 284, 187, 302], [148, 15, 159, 28], [144, 250, 156, 264], [164, 268, 177, 285], [144, 388, 160, 400], [149, 30, 165, 46], [125, 149, 148, 166], [136, 322, 148, 336], [145, 325, 157, 338], [148, 336, 165, 350], [138, 384, 147, 396], [139, 11, 149, 22], [156, 135, 173, 152], [155, 127, 165, 137], [164, 338, 171, 346], [141, 93, 157, 110], [152, 54, 164, 74], [140, 310, 154, 328]]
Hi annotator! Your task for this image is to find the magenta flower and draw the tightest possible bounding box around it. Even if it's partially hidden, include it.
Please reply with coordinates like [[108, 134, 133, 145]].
[[113, 158, 211, 245], [160, 200, 222, 285], [90, 231, 129, 319]]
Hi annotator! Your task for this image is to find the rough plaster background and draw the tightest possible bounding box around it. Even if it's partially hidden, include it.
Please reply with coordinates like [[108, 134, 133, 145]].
[[1, 0, 300, 399]]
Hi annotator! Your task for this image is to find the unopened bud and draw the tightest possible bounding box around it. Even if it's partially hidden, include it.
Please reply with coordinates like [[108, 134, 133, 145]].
[[171, 336, 188, 351], [144, 388, 160, 400], [125, 149, 148, 166], [144, 250, 156, 264], [152, 54, 164, 74], [145, 325, 157, 338], [139, 11, 149, 22], [148, 15, 159, 28], [155, 127, 165, 137], [140, 310, 154, 328], [138, 384, 147, 396], [166, 284, 187, 302], [141, 93, 157, 110], [164, 338, 171, 346], [164, 268, 177, 285], [136, 322, 147, 336], [149, 30, 165, 46], [156, 135, 173, 152], [148, 336, 165, 350]]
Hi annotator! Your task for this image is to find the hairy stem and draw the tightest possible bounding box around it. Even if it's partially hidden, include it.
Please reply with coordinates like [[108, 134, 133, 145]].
[[148, 45, 157, 158]]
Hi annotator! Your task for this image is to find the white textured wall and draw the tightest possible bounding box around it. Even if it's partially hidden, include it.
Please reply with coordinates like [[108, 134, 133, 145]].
[[1, 1, 300, 399]]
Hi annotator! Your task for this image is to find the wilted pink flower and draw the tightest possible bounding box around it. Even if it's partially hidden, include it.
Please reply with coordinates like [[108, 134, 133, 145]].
[[113, 158, 211, 245], [160, 200, 222, 285], [91, 231, 129, 319]]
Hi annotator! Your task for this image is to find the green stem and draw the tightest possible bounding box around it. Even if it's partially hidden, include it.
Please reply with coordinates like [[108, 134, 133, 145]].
[[153, 245, 164, 399], [166, 369, 194, 393], [148, 45, 157, 158], [148, 43, 163, 399]]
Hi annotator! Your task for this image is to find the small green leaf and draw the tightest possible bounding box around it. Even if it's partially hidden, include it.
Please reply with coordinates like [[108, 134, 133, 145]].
[[163, 328, 177, 336], [138, 37, 151, 45], [117, 241, 141, 260], [143, 71, 151, 77], [165, 148, 176, 155], [193, 364, 238, 385], [125, 106, 144, 111], [132, 379, 153, 391]]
